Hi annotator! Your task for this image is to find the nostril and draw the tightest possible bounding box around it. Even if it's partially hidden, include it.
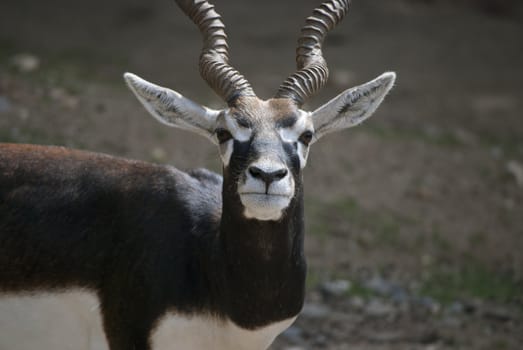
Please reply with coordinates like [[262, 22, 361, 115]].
[[248, 166, 288, 186], [273, 168, 288, 180], [249, 166, 263, 179]]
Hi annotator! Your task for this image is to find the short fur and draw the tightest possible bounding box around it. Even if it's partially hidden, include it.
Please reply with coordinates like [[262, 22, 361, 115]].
[[0, 143, 305, 349], [0, 1, 395, 349]]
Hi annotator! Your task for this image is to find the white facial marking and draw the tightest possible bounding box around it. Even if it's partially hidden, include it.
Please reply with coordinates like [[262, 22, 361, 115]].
[[219, 140, 234, 167], [239, 158, 294, 221], [0, 291, 107, 350], [278, 111, 313, 168], [224, 113, 252, 142], [296, 142, 308, 168], [151, 313, 296, 350], [216, 112, 253, 166]]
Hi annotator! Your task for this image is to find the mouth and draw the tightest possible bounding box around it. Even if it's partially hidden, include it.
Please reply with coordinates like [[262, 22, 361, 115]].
[[239, 192, 293, 221], [239, 192, 291, 199]]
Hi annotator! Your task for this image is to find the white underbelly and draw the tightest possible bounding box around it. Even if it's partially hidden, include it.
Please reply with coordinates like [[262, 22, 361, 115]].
[[151, 313, 296, 350], [0, 291, 296, 350], [0, 291, 107, 350]]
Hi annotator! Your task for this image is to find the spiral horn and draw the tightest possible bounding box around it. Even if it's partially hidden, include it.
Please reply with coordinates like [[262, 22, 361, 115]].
[[275, 0, 351, 106], [175, 0, 256, 105]]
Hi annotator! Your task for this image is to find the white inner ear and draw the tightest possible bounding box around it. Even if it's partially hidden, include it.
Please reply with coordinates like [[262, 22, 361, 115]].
[[310, 72, 396, 140], [124, 72, 221, 143]]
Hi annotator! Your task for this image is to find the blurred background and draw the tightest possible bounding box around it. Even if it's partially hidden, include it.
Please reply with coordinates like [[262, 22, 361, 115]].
[[0, 0, 522, 349]]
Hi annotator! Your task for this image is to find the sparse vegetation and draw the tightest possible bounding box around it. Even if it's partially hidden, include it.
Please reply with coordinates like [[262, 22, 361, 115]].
[[307, 196, 414, 250], [0, 126, 67, 146], [420, 260, 522, 306]]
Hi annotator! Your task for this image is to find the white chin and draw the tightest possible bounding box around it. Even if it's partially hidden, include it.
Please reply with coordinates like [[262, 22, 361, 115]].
[[240, 194, 291, 221]]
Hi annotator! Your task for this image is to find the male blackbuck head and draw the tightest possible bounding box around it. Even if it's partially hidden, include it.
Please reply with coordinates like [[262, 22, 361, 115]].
[[124, 0, 395, 221]]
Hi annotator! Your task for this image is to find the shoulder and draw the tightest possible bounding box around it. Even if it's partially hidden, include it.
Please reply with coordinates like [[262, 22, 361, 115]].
[[187, 168, 223, 188]]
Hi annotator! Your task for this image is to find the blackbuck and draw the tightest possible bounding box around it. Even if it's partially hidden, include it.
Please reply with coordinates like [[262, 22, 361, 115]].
[[0, 0, 395, 349]]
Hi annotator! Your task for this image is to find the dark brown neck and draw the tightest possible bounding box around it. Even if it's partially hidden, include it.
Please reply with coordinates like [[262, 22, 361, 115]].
[[215, 176, 306, 329]]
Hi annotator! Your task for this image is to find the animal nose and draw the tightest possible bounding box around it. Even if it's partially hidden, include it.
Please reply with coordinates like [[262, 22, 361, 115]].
[[248, 166, 288, 186]]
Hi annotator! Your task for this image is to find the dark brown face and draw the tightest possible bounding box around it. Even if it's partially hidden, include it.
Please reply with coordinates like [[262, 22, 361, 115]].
[[213, 97, 314, 221]]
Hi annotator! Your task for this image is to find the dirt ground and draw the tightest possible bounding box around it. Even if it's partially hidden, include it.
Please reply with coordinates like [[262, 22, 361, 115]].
[[0, 0, 522, 349]]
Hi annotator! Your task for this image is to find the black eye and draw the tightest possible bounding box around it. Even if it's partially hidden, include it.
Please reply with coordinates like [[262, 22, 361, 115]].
[[298, 131, 313, 146], [215, 128, 233, 144]]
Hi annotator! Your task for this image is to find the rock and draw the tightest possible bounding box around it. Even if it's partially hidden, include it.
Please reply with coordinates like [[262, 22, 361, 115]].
[[320, 279, 351, 298], [389, 286, 410, 305], [441, 315, 463, 328], [462, 300, 479, 315], [365, 298, 395, 317], [349, 296, 365, 310], [364, 275, 394, 296], [312, 334, 327, 347], [306, 290, 322, 303], [481, 304, 516, 322], [447, 301, 465, 314], [10, 53, 40, 72], [0, 96, 11, 113], [282, 326, 304, 344], [506, 160, 523, 187], [415, 296, 441, 314], [419, 330, 441, 345], [363, 331, 405, 343], [424, 346, 440, 350], [301, 302, 330, 319]]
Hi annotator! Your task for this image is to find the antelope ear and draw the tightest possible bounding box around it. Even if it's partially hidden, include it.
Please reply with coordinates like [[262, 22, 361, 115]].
[[124, 73, 221, 143], [310, 72, 396, 141]]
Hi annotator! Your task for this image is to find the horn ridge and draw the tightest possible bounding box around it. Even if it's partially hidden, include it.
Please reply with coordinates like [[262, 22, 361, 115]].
[[175, 0, 255, 104], [275, 0, 351, 106]]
